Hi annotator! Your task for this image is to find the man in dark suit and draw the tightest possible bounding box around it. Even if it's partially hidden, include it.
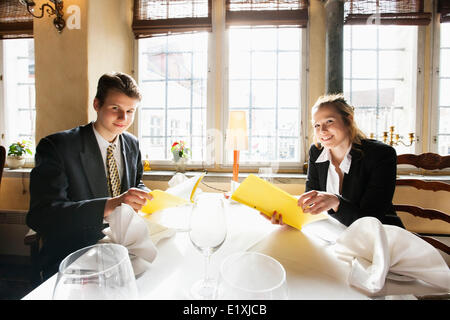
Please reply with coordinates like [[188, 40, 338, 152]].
[[27, 72, 152, 280]]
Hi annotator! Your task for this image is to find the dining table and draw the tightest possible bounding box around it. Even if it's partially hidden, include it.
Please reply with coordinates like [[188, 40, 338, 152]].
[[22, 193, 449, 300]]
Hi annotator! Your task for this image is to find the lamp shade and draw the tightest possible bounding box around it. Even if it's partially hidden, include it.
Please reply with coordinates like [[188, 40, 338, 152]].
[[226, 111, 248, 151]]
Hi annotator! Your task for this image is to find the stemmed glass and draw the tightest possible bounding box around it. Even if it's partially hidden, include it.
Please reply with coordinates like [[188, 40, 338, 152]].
[[52, 243, 138, 300], [189, 194, 227, 299]]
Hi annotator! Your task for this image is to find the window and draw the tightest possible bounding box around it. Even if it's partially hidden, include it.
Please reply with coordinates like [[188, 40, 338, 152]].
[[1, 38, 35, 148], [227, 26, 303, 164], [135, 0, 308, 168], [137, 33, 209, 162], [0, 0, 34, 148], [343, 25, 418, 155], [436, 22, 450, 155]]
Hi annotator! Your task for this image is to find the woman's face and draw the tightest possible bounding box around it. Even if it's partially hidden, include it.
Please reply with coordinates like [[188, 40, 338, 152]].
[[312, 104, 351, 150]]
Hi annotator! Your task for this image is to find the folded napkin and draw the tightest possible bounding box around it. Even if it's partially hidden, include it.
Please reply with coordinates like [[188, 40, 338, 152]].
[[333, 216, 450, 295], [102, 204, 161, 275]]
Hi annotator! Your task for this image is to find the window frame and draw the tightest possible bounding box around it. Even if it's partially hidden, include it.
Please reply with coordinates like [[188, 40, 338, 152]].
[[430, 3, 450, 156], [221, 26, 308, 171], [0, 38, 36, 153], [134, 31, 217, 170], [134, 1, 309, 171], [343, 23, 425, 156]]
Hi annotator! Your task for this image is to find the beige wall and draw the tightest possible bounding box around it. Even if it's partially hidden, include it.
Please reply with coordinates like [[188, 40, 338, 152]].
[[33, 0, 135, 142], [34, 0, 89, 143], [87, 0, 134, 122]]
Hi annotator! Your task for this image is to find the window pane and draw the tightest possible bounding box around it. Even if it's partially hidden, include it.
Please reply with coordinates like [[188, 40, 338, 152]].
[[228, 27, 303, 163], [278, 52, 299, 79], [349, 26, 377, 49], [351, 51, 377, 78], [252, 52, 277, 79], [278, 80, 299, 107], [251, 109, 276, 137], [252, 80, 276, 107], [440, 49, 450, 78], [379, 51, 405, 79], [439, 79, 450, 106], [344, 25, 417, 153], [278, 28, 300, 51], [229, 80, 250, 108], [3, 39, 35, 149], [437, 135, 450, 156], [437, 23, 450, 155], [279, 137, 298, 160], [439, 108, 450, 134], [141, 81, 166, 107], [167, 81, 192, 108], [138, 33, 208, 161], [229, 52, 251, 79], [279, 109, 299, 137]]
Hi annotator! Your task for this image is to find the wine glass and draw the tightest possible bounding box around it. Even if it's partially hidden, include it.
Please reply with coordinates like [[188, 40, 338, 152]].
[[52, 243, 138, 300], [189, 194, 227, 299], [258, 167, 274, 184], [218, 251, 288, 299]]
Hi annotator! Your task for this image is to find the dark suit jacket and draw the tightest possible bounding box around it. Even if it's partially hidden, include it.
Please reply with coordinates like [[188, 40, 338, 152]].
[[305, 139, 404, 228], [26, 122, 146, 277]]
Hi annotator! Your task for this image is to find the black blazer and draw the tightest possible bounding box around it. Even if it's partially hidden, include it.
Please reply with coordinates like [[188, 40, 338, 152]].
[[305, 139, 404, 228], [27, 122, 146, 275]]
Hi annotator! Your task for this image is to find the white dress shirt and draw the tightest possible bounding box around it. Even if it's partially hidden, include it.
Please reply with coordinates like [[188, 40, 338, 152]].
[[92, 124, 124, 181], [315, 145, 352, 196]]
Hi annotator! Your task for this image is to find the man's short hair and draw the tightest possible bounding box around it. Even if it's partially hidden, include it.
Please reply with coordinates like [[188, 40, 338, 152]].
[[95, 72, 142, 107]]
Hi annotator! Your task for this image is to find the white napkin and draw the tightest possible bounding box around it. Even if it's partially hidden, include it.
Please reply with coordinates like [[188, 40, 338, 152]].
[[102, 203, 159, 276], [333, 216, 450, 295], [167, 173, 204, 201]]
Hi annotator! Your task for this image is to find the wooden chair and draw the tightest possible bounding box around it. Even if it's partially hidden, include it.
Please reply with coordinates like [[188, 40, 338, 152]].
[[394, 153, 450, 256], [0, 145, 5, 187], [24, 229, 42, 287]]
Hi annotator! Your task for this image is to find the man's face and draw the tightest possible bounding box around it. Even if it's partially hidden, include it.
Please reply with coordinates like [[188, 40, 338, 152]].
[[93, 90, 139, 142]]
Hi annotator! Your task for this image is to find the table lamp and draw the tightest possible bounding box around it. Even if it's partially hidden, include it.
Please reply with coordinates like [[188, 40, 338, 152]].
[[225, 111, 248, 183]]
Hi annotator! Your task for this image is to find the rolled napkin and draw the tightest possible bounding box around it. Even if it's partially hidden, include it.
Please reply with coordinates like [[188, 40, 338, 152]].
[[334, 216, 450, 295], [103, 203, 160, 276]]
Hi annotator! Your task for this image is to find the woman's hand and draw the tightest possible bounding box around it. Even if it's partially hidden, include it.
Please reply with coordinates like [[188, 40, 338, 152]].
[[297, 190, 339, 215], [260, 210, 284, 225]]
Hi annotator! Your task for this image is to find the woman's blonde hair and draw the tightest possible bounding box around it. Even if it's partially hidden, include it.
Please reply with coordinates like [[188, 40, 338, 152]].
[[311, 94, 366, 148]]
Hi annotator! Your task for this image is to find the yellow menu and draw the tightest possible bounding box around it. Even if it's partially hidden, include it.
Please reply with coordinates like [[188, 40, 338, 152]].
[[231, 174, 326, 230], [141, 190, 189, 215], [141, 173, 205, 215]]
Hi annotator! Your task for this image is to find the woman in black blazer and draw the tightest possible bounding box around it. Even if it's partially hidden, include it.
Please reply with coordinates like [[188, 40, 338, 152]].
[[266, 94, 403, 228], [297, 94, 404, 227]]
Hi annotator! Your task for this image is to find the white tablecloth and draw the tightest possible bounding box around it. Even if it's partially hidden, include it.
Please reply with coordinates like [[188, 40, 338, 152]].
[[22, 195, 449, 300]]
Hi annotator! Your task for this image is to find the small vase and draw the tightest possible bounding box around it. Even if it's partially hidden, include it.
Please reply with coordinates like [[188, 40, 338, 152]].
[[7, 155, 26, 169], [174, 158, 187, 173]]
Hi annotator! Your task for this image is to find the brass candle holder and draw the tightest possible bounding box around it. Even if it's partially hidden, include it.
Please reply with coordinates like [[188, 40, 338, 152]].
[[370, 126, 415, 147]]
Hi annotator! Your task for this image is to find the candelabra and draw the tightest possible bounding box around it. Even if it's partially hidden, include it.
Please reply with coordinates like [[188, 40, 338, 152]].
[[370, 126, 415, 147]]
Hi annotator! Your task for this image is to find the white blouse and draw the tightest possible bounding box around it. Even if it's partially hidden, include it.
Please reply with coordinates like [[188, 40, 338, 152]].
[[315, 146, 352, 196]]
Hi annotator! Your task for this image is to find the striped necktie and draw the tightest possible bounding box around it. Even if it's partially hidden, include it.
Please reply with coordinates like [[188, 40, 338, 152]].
[[106, 144, 121, 197]]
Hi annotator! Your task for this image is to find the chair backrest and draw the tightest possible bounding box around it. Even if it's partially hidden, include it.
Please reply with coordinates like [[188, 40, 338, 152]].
[[0, 145, 5, 187], [394, 153, 450, 255]]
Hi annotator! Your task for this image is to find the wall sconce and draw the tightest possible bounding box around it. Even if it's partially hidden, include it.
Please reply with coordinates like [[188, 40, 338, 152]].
[[19, 0, 65, 33]]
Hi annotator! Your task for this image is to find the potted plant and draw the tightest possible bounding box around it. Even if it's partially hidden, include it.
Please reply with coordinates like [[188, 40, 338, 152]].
[[7, 140, 32, 169], [171, 140, 191, 172]]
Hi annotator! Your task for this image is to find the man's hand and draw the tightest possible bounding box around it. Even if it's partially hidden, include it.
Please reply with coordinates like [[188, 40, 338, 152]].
[[104, 188, 153, 217]]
